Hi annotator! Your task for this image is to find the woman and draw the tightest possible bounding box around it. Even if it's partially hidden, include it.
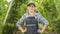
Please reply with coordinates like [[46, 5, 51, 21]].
[[16, 2, 48, 34]]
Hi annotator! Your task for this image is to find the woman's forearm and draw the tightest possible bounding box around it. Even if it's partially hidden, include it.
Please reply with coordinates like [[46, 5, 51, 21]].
[[41, 25, 47, 32], [18, 26, 24, 32]]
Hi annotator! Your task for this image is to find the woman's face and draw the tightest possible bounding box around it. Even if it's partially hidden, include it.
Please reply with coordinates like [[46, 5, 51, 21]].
[[27, 5, 35, 12]]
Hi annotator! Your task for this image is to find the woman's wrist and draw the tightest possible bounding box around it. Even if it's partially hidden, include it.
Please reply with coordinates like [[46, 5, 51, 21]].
[[38, 29, 44, 33]]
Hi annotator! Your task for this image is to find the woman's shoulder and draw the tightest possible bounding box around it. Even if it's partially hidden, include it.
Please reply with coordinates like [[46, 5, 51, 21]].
[[35, 12, 41, 15], [35, 12, 43, 17]]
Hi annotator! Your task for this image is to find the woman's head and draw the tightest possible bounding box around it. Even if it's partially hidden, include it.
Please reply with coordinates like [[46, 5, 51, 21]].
[[27, 2, 36, 13]]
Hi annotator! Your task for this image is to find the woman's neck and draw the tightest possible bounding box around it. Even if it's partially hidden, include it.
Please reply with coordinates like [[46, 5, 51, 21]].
[[29, 11, 34, 16]]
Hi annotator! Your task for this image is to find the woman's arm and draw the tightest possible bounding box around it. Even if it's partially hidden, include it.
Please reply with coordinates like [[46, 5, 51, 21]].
[[16, 13, 27, 33], [18, 26, 26, 33], [40, 25, 47, 33], [37, 13, 48, 33]]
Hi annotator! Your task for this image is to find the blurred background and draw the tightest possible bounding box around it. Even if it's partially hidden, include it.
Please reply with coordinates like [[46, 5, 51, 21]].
[[0, 0, 60, 34]]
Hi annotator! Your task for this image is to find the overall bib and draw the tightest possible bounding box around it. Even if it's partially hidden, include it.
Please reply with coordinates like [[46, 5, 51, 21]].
[[24, 16, 40, 34]]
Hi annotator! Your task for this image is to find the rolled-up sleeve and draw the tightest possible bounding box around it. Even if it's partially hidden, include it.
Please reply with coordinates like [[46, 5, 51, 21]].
[[16, 14, 26, 27], [37, 13, 48, 25]]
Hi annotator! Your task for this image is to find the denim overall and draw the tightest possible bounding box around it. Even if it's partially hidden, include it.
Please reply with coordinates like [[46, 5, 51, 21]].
[[24, 16, 40, 34]]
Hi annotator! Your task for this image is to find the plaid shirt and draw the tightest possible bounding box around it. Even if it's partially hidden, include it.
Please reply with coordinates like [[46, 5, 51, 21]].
[[16, 12, 48, 27]]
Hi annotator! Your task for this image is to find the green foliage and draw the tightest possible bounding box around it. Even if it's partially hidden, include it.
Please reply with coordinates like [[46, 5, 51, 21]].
[[0, 0, 60, 34], [0, 0, 9, 34]]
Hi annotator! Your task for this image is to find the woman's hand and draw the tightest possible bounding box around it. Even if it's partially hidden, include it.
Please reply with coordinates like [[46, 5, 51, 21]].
[[22, 29, 26, 33], [19, 26, 26, 33], [38, 25, 47, 33], [38, 29, 43, 34]]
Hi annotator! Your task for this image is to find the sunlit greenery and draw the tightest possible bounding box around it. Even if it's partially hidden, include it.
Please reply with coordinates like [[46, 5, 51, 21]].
[[0, 0, 60, 34]]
